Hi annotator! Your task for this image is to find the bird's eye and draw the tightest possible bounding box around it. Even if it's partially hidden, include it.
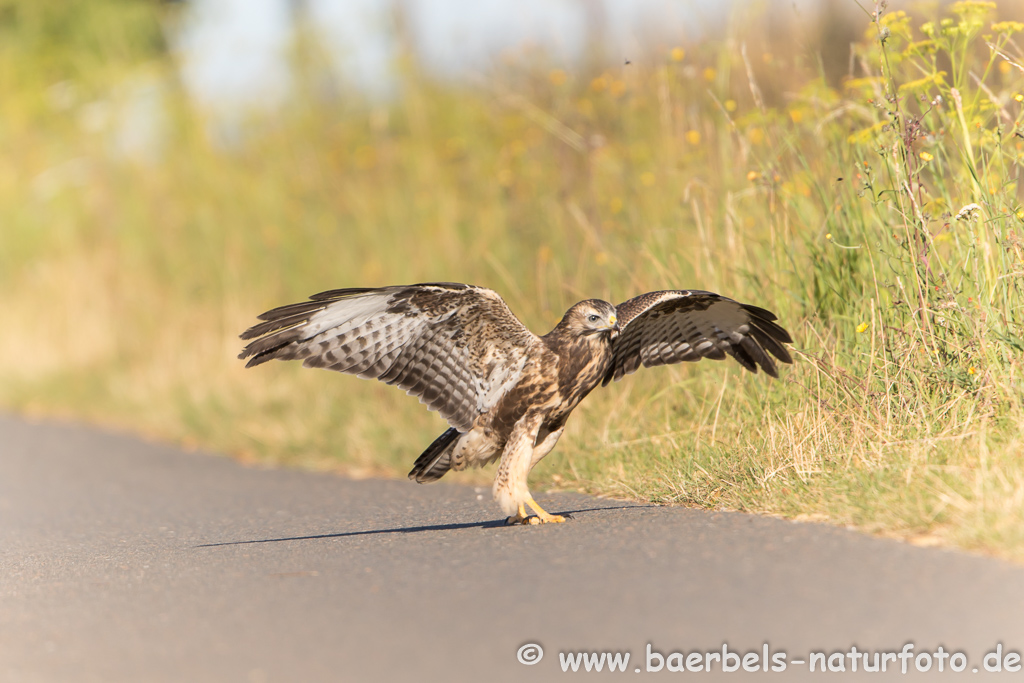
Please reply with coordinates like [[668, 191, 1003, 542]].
[[587, 314, 600, 323]]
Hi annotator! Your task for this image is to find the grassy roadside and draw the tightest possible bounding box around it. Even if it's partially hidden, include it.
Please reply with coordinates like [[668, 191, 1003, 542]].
[[2, 1, 1023, 560]]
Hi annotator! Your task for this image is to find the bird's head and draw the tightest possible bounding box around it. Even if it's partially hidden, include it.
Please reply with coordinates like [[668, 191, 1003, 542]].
[[557, 299, 620, 340]]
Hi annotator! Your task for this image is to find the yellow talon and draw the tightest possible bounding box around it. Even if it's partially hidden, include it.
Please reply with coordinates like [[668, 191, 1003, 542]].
[[507, 499, 566, 525], [526, 497, 566, 524], [506, 503, 530, 525]]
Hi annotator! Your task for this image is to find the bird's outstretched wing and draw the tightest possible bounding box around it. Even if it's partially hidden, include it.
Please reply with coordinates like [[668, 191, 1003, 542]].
[[239, 283, 537, 432], [603, 290, 793, 385]]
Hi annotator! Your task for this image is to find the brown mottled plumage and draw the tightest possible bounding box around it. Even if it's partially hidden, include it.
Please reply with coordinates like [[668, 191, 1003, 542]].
[[239, 283, 793, 524]]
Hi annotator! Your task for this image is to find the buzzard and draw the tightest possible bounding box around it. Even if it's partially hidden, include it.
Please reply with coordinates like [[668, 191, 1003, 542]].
[[239, 283, 792, 524]]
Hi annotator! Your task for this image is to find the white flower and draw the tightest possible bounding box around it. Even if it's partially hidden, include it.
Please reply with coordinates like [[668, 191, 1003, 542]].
[[955, 203, 982, 221]]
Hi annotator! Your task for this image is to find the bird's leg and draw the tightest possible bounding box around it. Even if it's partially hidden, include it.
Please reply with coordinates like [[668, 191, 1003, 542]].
[[506, 500, 565, 525], [498, 413, 569, 525], [506, 503, 530, 525], [524, 496, 565, 524]]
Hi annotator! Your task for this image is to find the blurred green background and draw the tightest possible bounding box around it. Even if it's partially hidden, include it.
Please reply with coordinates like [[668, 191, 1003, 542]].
[[2, 0, 1023, 559]]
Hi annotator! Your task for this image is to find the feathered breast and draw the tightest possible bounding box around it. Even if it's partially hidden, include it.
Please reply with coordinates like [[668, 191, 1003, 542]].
[[548, 331, 615, 410]]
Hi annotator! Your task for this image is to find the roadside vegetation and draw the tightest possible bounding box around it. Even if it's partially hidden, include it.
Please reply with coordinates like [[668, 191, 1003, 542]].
[[2, 0, 1023, 560]]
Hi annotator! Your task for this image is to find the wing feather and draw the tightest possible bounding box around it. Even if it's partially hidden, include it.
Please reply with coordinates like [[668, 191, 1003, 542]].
[[603, 290, 793, 385], [239, 283, 538, 432], [746, 322, 793, 366]]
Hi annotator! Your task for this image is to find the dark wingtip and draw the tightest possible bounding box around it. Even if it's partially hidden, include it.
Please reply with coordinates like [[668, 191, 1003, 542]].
[[242, 353, 274, 369], [238, 336, 289, 367], [408, 428, 460, 482], [744, 305, 794, 345], [775, 327, 795, 346]]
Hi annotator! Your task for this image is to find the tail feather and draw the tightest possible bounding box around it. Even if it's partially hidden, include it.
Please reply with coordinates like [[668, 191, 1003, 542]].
[[408, 428, 460, 483]]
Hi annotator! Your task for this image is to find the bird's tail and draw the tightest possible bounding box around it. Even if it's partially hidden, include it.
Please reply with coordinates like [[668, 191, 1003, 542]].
[[408, 428, 460, 483]]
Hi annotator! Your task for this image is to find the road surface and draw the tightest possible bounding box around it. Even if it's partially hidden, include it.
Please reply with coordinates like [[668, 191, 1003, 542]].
[[1, 415, 1022, 681]]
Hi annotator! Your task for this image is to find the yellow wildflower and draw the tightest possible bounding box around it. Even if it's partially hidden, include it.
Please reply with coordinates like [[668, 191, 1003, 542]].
[[898, 71, 947, 94], [847, 121, 887, 145], [992, 21, 1024, 34], [951, 1, 996, 16], [903, 40, 936, 56], [670, 47, 685, 62], [856, 322, 869, 333]]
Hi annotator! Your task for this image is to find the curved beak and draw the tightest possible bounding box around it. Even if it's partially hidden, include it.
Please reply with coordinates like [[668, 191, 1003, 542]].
[[607, 314, 620, 339]]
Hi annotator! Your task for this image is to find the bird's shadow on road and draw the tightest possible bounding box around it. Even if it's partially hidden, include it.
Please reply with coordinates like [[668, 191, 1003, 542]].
[[195, 504, 649, 548]]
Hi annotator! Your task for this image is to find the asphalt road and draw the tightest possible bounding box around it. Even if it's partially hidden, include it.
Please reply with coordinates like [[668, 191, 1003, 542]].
[[2, 415, 1023, 682]]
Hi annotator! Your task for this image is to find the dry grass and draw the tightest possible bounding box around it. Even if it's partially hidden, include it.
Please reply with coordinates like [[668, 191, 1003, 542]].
[[2, 0, 1024, 560]]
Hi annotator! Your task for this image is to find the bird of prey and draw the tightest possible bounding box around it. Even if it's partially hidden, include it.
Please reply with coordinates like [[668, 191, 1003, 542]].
[[239, 283, 793, 525]]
